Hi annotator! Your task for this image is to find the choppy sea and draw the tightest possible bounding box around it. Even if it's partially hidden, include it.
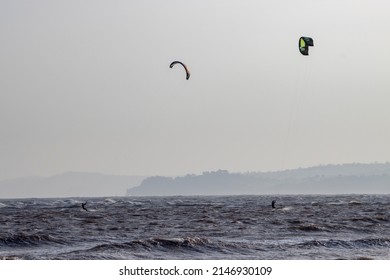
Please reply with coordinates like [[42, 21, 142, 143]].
[[0, 195, 389, 260]]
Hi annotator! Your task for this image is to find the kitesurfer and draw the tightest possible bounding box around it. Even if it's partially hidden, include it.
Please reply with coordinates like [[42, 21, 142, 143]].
[[81, 202, 88, 212]]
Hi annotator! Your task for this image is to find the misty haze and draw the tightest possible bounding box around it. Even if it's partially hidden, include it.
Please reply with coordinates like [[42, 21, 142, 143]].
[[1, 1, 389, 261], [1, 163, 389, 198]]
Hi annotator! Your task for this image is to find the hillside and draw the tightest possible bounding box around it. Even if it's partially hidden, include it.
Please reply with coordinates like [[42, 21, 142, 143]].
[[0, 172, 145, 198], [127, 163, 390, 196]]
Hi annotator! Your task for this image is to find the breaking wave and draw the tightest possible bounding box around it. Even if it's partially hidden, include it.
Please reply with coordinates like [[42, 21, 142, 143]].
[[0, 233, 65, 247]]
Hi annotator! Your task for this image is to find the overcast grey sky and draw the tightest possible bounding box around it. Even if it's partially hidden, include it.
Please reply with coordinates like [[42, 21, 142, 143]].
[[1, 0, 389, 180]]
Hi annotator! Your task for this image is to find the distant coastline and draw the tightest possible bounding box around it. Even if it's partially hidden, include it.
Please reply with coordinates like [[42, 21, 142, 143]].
[[0, 172, 146, 199], [1, 163, 390, 199], [127, 163, 390, 196]]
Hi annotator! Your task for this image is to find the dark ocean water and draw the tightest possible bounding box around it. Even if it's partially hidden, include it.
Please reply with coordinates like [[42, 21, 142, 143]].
[[0, 195, 389, 260]]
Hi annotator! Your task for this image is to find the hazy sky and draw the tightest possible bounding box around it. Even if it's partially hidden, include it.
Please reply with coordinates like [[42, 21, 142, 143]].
[[1, 0, 389, 180]]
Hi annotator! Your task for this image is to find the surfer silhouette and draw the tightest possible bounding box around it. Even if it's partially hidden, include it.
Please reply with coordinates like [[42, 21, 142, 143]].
[[271, 200, 276, 209], [81, 202, 88, 212]]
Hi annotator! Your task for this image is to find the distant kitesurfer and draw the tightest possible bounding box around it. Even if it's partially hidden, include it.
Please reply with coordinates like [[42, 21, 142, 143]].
[[271, 200, 276, 209], [81, 202, 88, 212]]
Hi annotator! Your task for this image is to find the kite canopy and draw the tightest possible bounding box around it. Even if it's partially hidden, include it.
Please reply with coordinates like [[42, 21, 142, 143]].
[[299, 37, 314, 56], [170, 61, 190, 80]]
